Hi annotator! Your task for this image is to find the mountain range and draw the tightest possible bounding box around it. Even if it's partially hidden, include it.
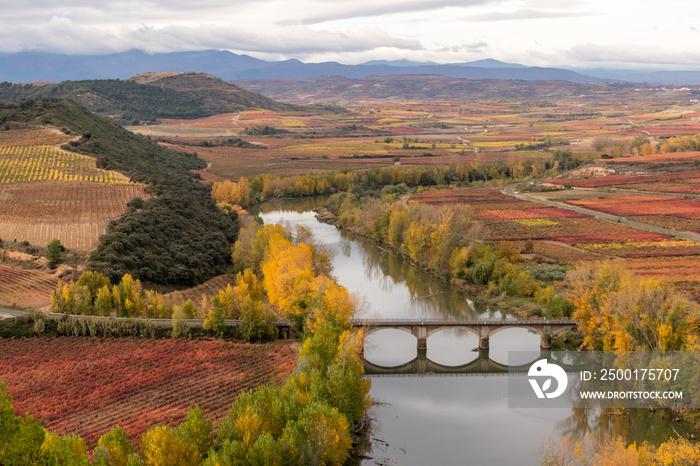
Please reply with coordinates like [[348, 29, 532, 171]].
[[2, 49, 700, 85]]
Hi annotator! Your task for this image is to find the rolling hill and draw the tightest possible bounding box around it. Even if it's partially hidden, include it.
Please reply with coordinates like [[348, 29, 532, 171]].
[[0, 98, 239, 286], [0, 73, 305, 123]]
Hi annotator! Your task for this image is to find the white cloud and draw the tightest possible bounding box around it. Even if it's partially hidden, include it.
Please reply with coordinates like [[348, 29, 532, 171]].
[[465, 8, 589, 21], [1, 0, 700, 70]]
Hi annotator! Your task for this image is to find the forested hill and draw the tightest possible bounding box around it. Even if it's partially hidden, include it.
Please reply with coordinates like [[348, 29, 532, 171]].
[[0, 72, 308, 123], [0, 99, 239, 286], [128, 72, 308, 115]]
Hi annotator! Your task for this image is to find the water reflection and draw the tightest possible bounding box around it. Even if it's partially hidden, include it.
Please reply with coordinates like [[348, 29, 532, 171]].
[[259, 206, 496, 321], [258, 199, 693, 466]]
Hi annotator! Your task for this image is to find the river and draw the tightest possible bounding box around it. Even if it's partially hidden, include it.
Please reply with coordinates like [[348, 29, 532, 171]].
[[258, 197, 690, 466]]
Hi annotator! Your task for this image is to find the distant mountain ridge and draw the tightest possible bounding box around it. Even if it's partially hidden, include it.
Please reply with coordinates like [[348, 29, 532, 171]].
[[2, 49, 700, 85], [0, 50, 603, 84]]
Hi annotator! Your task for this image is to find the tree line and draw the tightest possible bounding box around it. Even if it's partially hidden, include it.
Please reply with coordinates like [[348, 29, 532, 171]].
[[212, 150, 591, 208], [324, 190, 574, 317]]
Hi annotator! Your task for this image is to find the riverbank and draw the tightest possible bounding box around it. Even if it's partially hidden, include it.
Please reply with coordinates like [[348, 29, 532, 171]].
[[315, 205, 569, 323]]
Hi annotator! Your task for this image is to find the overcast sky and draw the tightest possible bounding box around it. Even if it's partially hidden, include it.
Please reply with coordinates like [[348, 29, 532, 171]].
[[3, 0, 700, 70]]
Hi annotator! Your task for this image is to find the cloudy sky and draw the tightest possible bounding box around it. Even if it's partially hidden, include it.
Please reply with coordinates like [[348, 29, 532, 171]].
[[3, 0, 700, 70]]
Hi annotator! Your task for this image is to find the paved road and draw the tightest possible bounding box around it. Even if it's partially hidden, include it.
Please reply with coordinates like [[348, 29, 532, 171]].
[[503, 184, 700, 243], [0, 308, 27, 318]]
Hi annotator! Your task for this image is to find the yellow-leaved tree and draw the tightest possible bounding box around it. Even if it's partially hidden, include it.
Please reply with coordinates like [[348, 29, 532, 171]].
[[568, 262, 699, 351]]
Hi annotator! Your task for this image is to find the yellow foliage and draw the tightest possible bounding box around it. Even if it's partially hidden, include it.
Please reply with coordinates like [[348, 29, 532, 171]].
[[568, 262, 700, 351], [234, 406, 263, 448], [212, 177, 251, 206], [262, 235, 314, 313], [654, 438, 700, 465], [140, 425, 200, 466]]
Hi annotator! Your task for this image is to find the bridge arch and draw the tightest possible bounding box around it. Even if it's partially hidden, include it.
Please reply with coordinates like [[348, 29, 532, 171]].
[[487, 325, 542, 338]]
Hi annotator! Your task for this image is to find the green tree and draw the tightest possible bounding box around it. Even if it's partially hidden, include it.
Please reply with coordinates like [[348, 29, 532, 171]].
[[174, 406, 213, 459], [94, 426, 135, 466], [46, 238, 62, 267], [171, 306, 189, 339]]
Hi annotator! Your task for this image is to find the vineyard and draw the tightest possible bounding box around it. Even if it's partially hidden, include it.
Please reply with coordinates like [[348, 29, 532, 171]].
[[412, 187, 687, 260], [0, 264, 58, 308], [167, 274, 238, 307], [0, 337, 298, 448], [0, 145, 132, 185], [0, 183, 147, 249], [0, 128, 72, 147]]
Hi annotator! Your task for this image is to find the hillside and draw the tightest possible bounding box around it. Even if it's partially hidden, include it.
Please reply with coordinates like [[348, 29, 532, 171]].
[[128, 72, 304, 115], [0, 73, 307, 123], [0, 98, 239, 286]]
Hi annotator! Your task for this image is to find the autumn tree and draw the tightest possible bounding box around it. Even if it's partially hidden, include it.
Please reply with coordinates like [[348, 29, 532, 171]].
[[139, 425, 200, 465], [93, 426, 135, 466], [171, 305, 189, 339], [568, 262, 700, 351]]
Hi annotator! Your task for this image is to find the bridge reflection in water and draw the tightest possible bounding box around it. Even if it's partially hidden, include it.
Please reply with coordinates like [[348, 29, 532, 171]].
[[363, 349, 585, 376]]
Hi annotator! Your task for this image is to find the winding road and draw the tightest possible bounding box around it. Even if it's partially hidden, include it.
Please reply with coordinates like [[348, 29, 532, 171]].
[[503, 184, 700, 243]]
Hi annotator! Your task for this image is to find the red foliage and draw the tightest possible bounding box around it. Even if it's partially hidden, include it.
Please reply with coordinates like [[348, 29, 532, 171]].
[[0, 338, 298, 448], [568, 198, 700, 218], [549, 232, 669, 243], [479, 207, 587, 220]]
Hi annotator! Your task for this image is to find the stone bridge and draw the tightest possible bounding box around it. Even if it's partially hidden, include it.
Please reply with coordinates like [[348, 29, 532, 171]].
[[350, 318, 576, 351]]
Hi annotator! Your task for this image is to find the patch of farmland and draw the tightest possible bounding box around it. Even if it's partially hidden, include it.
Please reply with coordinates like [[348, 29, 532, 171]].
[[566, 197, 700, 218], [166, 274, 238, 308], [0, 145, 132, 185], [0, 183, 147, 250], [0, 128, 72, 147], [0, 264, 58, 308], [0, 337, 298, 448]]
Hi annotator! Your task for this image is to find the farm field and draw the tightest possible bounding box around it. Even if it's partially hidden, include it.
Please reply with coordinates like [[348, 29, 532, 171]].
[[0, 337, 299, 448], [0, 183, 146, 250], [163, 274, 238, 309], [0, 264, 58, 308], [0, 144, 146, 250], [121, 87, 700, 180], [0, 127, 72, 147], [0, 145, 133, 185], [412, 185, 700, 300], [412, 187, 668, 247], [521, 149, 700, 299]]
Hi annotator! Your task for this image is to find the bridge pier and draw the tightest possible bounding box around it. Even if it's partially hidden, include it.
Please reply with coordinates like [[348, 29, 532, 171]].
[[479, 336, 490, 350], [414, 325, 428, 352], [540, 334, 552, 350], [478, 326, 490, 350], [416, 347, 428, 370]]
